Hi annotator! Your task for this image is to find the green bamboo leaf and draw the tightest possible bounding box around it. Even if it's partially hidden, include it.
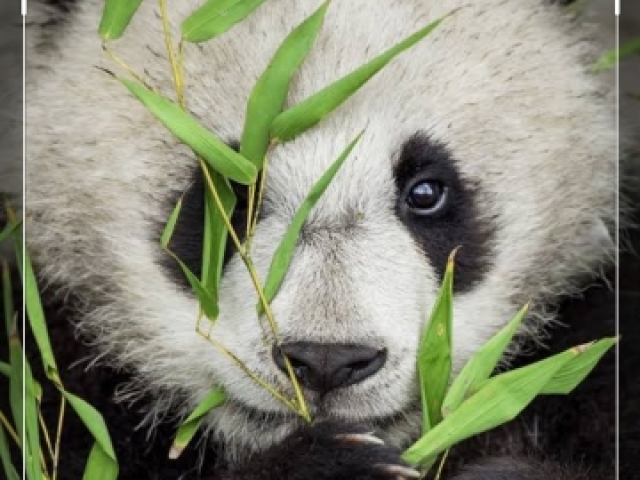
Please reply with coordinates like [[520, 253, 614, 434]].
[[201, 168, 236, 294], [441, 303, 529, 417], [9, 326, 41, 480], [240, 1, 329, 167], [64, 392, 118, 476], [0, 219, 21, 244], [98, 0, 145, 40], [0, 422, 20, 480], [177, 255, 219, 320], [161, 197, 220, 320], [258, 132, 363, 312], [0, 362, 9, 377], [539, 338, 616, 394], [160, 194, 184, 248], [403, 341, 609, 466], [418, 250, 455, 434], [120, 79, 257, 185], [592, 37, 640, 72], [182, 0, 268, 43], [2, 259, 14, 342], [24, 247, 59, 383], [7, 326, 23, 471], [271, 12, 452, 141], [82, 443, 119, 480], [471, 338, 617, 396], [24, 358, 43, 480], [11, 216, 23, 281], [169, 387, 227, 459], [23, 243, 120, 477]]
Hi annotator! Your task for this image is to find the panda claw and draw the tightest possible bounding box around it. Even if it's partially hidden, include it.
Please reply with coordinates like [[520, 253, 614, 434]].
[[334, 432, 385, 446], [375, 464, 422, 479]]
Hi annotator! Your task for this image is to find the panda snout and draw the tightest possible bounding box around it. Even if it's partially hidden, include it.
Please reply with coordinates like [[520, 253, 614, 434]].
[[272, 342, 387, 394]]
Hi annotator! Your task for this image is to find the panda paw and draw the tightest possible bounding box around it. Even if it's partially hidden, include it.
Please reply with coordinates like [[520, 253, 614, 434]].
[[220, 421, 421, 480]]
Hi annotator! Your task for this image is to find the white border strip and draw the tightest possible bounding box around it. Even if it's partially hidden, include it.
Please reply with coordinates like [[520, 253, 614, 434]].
[[614, 8, 620, 480], [22, 3, 27, 480]]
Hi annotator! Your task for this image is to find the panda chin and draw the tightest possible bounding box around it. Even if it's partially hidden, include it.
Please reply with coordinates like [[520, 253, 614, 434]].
[[226, 391, 421, 442], [228, 387, 410, 425]]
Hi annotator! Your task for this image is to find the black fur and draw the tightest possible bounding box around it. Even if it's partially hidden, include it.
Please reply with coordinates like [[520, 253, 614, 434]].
[[394, 133, 495, 292], [215, 422, 414, 480]]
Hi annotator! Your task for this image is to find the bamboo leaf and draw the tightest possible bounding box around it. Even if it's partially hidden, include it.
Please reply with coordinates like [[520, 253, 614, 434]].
[[169, 388, 227, 459], [120, 78, 257, 185], [258, 132, 363, 312], [24, 247, 59, 382], [160, 195, 184, 248], [418, 251, 455, 434], [10, 215, 23, 281], [24, 357, 43, 480], [539, 338, 616, 394], [271, 12, 451, 141], [22, 236, 120, 477], [82, 443, 119, 480], [64, 392, 118, 477], [591, 37, 640, 72], [441, 303, 529, 417], [161, 196, 220, 320], [176, 255, 220, 320], [2, 260, 14, 343], [0, 422, 20, 480], [0, 219, 21, 244], [99, 0, 145, 40], [182, 0, 268, 43], [201, 168, 236, 294], [9, 325, 41, 480], [240, 1, 329, 167], [403, 341, 611, 466]]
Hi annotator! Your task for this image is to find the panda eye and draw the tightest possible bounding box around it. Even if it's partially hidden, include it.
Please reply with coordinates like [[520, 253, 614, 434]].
[[405, 180, 448, 214]]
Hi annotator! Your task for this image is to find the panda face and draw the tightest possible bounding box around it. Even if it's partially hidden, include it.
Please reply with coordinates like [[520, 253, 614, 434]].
[[26, 0, 616, 459]]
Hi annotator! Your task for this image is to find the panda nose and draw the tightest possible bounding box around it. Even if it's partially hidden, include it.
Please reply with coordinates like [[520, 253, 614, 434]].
[[273, 342, 387, 393]]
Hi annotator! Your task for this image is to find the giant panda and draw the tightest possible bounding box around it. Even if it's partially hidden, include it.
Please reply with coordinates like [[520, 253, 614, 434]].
[[23, 0, 637, 479]]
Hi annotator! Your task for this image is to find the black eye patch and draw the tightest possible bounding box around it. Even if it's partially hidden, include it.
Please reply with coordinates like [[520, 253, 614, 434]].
[[394, 132, 495, 293]]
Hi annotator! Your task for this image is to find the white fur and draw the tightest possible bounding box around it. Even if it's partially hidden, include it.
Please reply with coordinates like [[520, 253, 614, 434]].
[[26, 0, 617, 459]]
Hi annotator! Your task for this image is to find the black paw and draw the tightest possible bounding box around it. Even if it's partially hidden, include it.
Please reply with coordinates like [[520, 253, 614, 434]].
[[222, 421, 420, 480]]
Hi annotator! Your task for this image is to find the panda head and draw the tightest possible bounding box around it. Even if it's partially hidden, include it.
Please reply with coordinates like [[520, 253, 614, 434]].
[[26, 0, 616, 459]]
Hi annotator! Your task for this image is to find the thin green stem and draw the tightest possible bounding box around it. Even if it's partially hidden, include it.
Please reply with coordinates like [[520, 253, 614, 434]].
[[434, 448, 450, 480], [37, 409, 55, 470], [51, 396, 66, 480], [246, 183, 256, 248], [245, 154, 269, 254], [158, 0, 184, 105], [195, 325, 298, 412], [199, 159, 245, 253], [0, 410, 20, 447], [199, 159, 310, 422], [102, 45, 152, 89]]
